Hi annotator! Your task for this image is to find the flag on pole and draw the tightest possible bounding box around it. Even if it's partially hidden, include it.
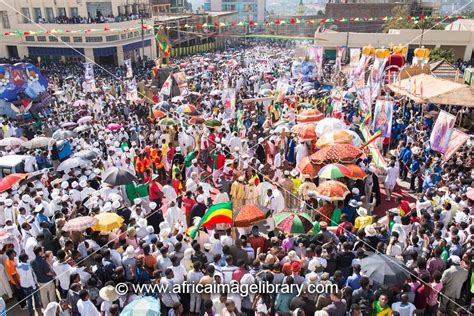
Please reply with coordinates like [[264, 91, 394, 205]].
[[189, 202, 233, 238], [361, 129, 382, 149]]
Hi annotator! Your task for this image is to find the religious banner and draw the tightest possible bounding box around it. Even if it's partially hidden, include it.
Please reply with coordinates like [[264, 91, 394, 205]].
[[372, 99, 393, 138], [124, 59, 133, 78], [430, 110, 456, 154], [160, 75, 172, 97], [443, 129, 469, 162], [310, 47, 324, 79], [221, 88, 236, 109], [173, 71, 188, 95], [126, 78, 138, 101], [334, 46, 346, 75], [350, 48, 361, 66], [274, 80, 289, 103], [357, 87, 371, 114], [83, 62, 96, 93]]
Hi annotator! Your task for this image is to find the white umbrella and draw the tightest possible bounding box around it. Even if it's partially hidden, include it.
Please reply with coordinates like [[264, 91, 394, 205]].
[[22, 137, 52, 149], [315, 118, 348, 137], [57, 157, 91, 172], [0, 137, 25, 148]]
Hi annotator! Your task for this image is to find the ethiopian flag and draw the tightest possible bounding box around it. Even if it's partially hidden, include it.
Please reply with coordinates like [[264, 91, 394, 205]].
[[189, 202, 233, 238]]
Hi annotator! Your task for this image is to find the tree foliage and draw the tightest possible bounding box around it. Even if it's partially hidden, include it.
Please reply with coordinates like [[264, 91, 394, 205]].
[[383, 6, 445, 33], [430, 48, 455, 63]]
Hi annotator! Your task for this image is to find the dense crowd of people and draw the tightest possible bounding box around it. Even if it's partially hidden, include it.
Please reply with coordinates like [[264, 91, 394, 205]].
[[0, 40, 472, 316]]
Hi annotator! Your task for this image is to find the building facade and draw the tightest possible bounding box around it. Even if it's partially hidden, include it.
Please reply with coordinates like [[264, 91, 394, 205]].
[[204, 0, 265, 22], [0, 0, 157, 65]]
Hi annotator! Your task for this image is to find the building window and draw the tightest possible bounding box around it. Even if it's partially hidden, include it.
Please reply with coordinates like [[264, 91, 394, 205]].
[[49, 36, 58, 42], [73, 36, 83, 42], [60, 36, 70, 42], [25, 36, 35, 42], [0, 11, 10, 28], [70, 7, 78, 17], [146, 29, 151, 35], [121, 34, 126, 40], [33, 8, 42, 23], [106, 35, 119, 41], [45, 7, 54, 23], [37, 36, 46, 42], [58, 7, 66, 17], [21, 8, 31, 23], [86, 36, 103, 42], [134, 31, 139, 37], [128, 32, 133, 38]]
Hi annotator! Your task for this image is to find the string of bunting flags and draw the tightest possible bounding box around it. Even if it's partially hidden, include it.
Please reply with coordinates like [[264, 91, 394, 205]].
[[2, 14, 470, 37]]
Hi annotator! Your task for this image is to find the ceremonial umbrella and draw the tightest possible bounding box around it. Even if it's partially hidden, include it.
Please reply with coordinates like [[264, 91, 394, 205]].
[[292, 123, 317, 141], [22, 137, 52, 149], [314, 180, 350, 201], [91, 213, 124, 232], [318, 164, 351, 180], [73, 150, 99, 161], [0, 173, 28, 193], [234, 205, 268, 227], [297, 109, 324, 123], [158, 118, 178, 126], [102, 167, 137, 186], [360, 254, 410, 286], [310, 144, 362, 164], [107, 123, 122, 131], [148, 110, 166, 121], [61, 122, 78, 129], [74, 125, 92, 133], [315, 118, 347, 137], [177, 104, 197, 114], [316, 130, 353, 148], [57, 157, 91, 172], [204, 119, 222, 128], [273, 211, 313, 235], [77, 116, 93, 125], [343, 164, 367, 180], [62, 216, 98, 232], [298, 157, 321, 178], [52, 129, 78, 140], [119, 296, 160, 316], [188, 116, 205, 125], [0, 137, 25, 148]]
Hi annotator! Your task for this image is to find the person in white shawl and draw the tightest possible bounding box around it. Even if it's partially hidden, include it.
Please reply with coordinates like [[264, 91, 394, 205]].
[[165, 200, 187, 230]]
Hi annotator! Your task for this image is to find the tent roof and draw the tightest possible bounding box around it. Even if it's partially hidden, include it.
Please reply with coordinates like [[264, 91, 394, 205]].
[[387, 73, 474, 107]]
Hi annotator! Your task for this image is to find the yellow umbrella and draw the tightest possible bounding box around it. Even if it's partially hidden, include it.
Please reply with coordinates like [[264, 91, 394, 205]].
[[91, 213, 124, 232]]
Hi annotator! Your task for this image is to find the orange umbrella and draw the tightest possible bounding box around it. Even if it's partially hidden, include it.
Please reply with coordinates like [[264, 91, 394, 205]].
[[298, 157, 321, 178], [234, 205, 268, 227], [314, 180, 350, 201], [0, 173, 28, 193], [310, 144, 362, 164], [148, 110, 166, 121], [343, 164, 367, 179], [297, 109, 324, 123], [189, 116, 205, 125], [316, 130, 353, 148], [292, 124, 317, 141]]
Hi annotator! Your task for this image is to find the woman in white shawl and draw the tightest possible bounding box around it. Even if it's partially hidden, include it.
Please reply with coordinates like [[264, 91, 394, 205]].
[[182, 247, 195, 272]]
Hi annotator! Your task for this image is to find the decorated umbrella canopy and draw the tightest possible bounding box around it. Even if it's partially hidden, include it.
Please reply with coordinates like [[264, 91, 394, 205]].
[[61, 122, 78, 129], [318, 164, 351, 180], [360, 254, 410, 286], [315, 118, 348, 137], [310, 144, 362, 164], [22, 137, 52, 149], [158, 118, 178, 126], [77, 116, 93, 125], [316, 130, 354, 148], [298, 157, 321, 178], [314, 180, 350, 201], [344, 164, 367, 180], [234, 205, 268, 227], [57, 157, 91, 172], [273, 211, 313, 234], [73, 150, 99, 161], [204, 119, 222, 128], [177, 104, 197, 114], [52, 129, 78, 140], [297, 109, 324, 123], [188, 116, 205, 125], [148, 110, 166, 121], [0, 173, 27, 193], [91, 213, 124, 232], [103, 167, 137, 186], [346, 130, 363, 148], [171, 96, 185, 103], [74, 125, 92, 133], [0, 137, 25, 148], [119, 296, 160, 316], [292, 123, 317, 141], [107, 123, 122, 131], [62, 216, 98, 232]]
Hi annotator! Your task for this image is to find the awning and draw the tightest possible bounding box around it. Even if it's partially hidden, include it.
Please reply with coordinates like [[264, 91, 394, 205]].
[[387, 73, 474, 107]]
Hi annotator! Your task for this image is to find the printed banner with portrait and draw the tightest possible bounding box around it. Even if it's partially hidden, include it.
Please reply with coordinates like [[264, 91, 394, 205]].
[[442, 129, 469, 162], [173, 71, 188, 95], [274, 80, 289, 103], [372, 99, 393, 138], [430, 110, 457, 154], [221, 88, 236, 109]]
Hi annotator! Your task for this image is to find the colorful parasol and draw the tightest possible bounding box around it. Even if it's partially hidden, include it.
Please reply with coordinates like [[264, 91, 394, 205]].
[[298, 157, 321, 178], [177, 104, 197, 114], [292, 123, 317, 141], [62, 216, 98, 232], [107, 123, 122, 131], [343, 164, 367, 180], [204, 119, 222, 128], [234, 205, 268, 227], [0, 173, 28, 192], [318, 164, 351, 179], [149, 110, 166, 121], [316, 130, 354, 148], [273, 211, 313, 234], [158, 118, 178, 126], [91, 213, 124, 232], [188, 116, 205, 125], [297, 109, 324, 123], [310, 144, 362, 164], [314, 180, 350, 201]]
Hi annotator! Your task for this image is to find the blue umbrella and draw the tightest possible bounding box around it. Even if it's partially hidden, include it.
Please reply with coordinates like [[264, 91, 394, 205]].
[[120, 296, 160, 316]]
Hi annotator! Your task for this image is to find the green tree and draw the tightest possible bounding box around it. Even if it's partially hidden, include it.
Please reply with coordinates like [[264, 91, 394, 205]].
[[316, 10, 324, 18], [429, 47, 455, 63], [383, 5, 445, 33]]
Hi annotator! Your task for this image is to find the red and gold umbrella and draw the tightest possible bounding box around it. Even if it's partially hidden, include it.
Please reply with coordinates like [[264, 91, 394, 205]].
[[316, 130, 353, 148], [314, 180, 350, 201], [343, 164, 367, 180], [292, 123, 317, 141], [310, 144, 362, 164], [234, 205, 268, 227], [148, 110, 166, 121], [298, 157, 321, 178], [0, 173, 28, 193], [297, 109, 324, 123]]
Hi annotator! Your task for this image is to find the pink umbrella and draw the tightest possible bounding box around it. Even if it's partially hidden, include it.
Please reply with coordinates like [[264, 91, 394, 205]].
[[208, 65, 216, 71], [107, 123, 122, 131], [61, 122, 78, 129], [73, 100, 86, 107], [62, 216, 98, 232], [77, 116, 93, 125]]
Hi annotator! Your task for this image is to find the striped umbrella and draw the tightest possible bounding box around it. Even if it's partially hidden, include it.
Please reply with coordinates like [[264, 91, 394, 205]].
[[273, 211, 313, 235], [120, 296, 160, 316], [318, 164, 351, 179], [62, 216, 98, 232], [177, 104, 197, 113]]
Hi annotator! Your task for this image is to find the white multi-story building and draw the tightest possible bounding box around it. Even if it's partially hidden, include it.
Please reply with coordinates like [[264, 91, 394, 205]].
[[204, 0, 265, 22], [0, 0, 158, 65]]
